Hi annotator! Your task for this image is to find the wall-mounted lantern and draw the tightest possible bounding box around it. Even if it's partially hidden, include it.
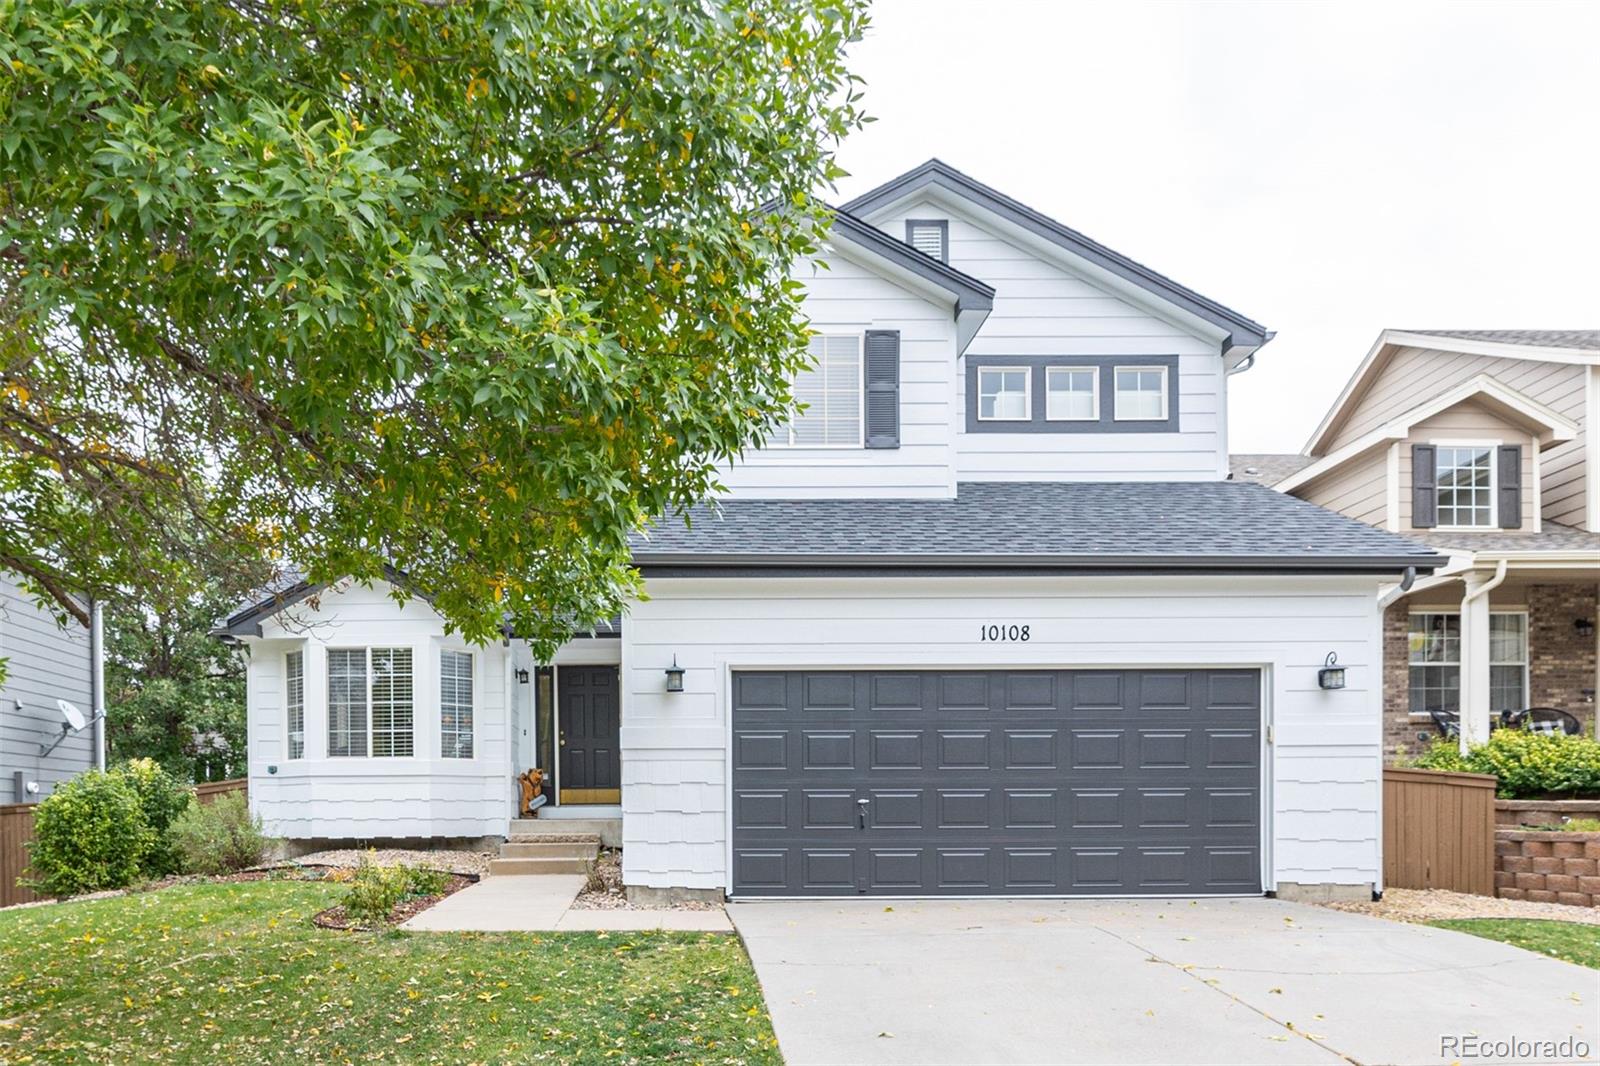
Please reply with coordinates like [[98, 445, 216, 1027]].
[[1575, 618, 1595, 641], [514, 668, 531, 685], [1318, 652, 1346, 691], [664, 655, 686, 693]]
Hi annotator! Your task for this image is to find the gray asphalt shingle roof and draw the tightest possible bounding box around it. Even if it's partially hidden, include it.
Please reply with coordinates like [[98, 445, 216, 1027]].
[[1405, 330, 1600, 351], [632, 481, 1443, 573], [1409, 522, 1600, 554], [1230, 453, 1317, 486]]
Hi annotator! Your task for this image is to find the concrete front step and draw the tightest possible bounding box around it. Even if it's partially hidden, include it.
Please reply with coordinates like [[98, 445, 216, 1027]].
[[488, 856, 592, 876], [510, 816, 622, 847], [500, 841, 598, 860]]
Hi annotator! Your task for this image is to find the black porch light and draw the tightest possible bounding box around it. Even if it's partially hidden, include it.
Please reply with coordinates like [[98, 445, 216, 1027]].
[[664, 655, 686, 693], [514, 668, 530, 684], [1576, 618, 1595, 640], [1318, 652, 1346, 691]]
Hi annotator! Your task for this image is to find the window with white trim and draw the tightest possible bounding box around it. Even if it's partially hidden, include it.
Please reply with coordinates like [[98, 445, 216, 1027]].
[[1045, 367, 1097, 421], [327, 647, 414, 757], [1436, 445, 1495, 528], [977, 366, 1030, 421], [440, 650, 474, 759], [1113, 366, 1167, 421], [285, 650, 305, 760], [1408, 611, 1527, 715], [779, 334, 862, 446]]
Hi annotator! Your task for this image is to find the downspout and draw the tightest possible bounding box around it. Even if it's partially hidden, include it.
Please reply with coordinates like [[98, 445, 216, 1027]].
[[90, 599, 105, 770], [1458, 558, 1509, 755], [1225, 351, 1257, 376], [1376, 567, 1417, 612]]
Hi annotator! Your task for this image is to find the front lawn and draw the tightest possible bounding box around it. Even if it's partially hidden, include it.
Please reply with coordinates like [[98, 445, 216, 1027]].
[[0, 880, 778, 1064], [1429, 918, 1600, 970]]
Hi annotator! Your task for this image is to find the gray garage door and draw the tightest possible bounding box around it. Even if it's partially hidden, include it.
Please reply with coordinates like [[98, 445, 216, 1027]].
[[731, 670, 1262, 897]]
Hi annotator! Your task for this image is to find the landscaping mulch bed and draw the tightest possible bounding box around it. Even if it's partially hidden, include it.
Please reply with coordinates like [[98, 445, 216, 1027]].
[[571, 849, 722, 911], [1317, 886, 1600, 927], [311, 872, 477, 930]]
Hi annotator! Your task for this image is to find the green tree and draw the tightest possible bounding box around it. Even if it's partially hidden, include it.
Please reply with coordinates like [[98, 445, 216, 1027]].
[[0, 0, 869, 656], [106, 580, 252, 783]]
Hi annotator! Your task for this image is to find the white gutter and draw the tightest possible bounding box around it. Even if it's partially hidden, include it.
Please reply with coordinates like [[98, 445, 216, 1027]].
[[1458, 559, 1509, 755]]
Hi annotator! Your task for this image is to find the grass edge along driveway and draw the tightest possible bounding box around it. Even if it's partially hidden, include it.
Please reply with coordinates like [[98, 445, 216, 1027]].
[[1429, 917, 1600, 970], [0, 879, 779, 1065]]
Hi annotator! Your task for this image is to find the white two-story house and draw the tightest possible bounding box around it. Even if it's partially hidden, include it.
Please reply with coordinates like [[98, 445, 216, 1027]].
[[221, 161, 1441, 903]]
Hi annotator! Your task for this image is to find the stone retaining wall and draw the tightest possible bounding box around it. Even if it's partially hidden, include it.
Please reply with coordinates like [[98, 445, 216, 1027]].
[[1495, 830, 1600, 906], [1496, 798, 1600, 828]]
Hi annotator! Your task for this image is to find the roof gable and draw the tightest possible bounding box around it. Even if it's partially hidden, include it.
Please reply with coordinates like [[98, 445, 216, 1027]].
[[1308, 329, 1600, 454], [841, 159, 1272, 356], [1279, 375, 1579, 493]]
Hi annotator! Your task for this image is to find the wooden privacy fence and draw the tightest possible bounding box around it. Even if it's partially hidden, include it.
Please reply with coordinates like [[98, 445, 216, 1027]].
[[1383, 767, 1497, 895], [1, 777, 247, 909]]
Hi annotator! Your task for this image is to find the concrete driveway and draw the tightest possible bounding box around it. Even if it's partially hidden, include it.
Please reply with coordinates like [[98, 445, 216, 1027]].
[[730, 897, 1598, 1065]]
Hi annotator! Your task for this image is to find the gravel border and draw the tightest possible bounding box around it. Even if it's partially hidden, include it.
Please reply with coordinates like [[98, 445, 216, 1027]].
[[1317, 886, 1600, 926], [289, 848, 494, 878], [571, 849, 722, 912]]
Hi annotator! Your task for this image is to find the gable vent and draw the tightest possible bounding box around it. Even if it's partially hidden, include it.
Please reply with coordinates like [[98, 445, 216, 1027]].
[[905, 219, 947, 263]]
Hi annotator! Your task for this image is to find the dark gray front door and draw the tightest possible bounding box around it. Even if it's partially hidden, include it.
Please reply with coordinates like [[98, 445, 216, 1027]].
[[730, 670, 1262, 897], [558, 666, 620, 804]]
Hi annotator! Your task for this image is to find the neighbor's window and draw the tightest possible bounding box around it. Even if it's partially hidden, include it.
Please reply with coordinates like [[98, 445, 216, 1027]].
[[327, 647, 414, 757], [1113, 366, 1167, 421], [781, 334, 862, 446], [285, 650, 305, 760], [440, 650, 475, 759], [1046, 367, 1097, 421], [1408, 611, 1527, 715], [1436, 445, 1495, 527], [977, 367, 1030, 421]]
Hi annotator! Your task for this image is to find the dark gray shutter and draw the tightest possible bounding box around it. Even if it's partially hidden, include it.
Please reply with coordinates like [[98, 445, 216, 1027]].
[[1411, 444, 1438, 528], [1497, 445, 1522, 528], [864, 330, 900, 449]]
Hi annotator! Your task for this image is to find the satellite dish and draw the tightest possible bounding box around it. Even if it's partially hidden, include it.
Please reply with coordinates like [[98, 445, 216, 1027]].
[[57, 700, 87, 732]]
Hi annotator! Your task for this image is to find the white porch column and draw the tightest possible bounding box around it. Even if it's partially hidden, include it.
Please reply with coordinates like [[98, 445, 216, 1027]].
[[1459, 579, 1493, 749]]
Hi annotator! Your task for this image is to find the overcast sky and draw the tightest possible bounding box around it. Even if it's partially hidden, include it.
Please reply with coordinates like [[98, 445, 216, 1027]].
[[829, 0, 1600, 454]]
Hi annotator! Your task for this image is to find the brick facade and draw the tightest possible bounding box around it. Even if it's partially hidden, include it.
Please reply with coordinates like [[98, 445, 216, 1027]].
[[1383, 584, 1598, 763], [1528, 584, 1598, 729]]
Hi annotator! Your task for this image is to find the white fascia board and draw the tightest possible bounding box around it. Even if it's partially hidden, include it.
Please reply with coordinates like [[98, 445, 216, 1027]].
[[1278, 375, 1580, 493], [864, 187, 1236, 358], [1308, 329, 1600, 454]]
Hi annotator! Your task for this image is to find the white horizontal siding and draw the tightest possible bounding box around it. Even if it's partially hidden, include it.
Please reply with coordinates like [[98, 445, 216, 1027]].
[[620, 574, 1385, 893], [874, 199, 1230, 482], [715, 250, 958, 499], [246, 581, 512, 839], [0, 574, 93, 796]]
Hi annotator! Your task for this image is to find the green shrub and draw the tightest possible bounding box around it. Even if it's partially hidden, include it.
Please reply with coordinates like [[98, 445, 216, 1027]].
[[1539, 818, 1600, 832], [339, 856, 453, 926], [405, 866, 452, 897], [112, 758, 192, 877], [1412, 730, 1600, 798], [170, 792, 271, 875], [25, 770, 150, 897]]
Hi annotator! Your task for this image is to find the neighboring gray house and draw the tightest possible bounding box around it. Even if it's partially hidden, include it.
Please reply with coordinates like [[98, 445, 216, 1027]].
[[0, 573, 103, 803]]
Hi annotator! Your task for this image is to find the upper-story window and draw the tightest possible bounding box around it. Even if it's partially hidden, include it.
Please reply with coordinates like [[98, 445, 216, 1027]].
[[328, 647, 414, 757], [1436, 445, 1495, 527], [780, 334, 862, 447], [1045, 367, 1097, 421], [1114, 366, 1168, 421], [978, 367, 1030, 421]]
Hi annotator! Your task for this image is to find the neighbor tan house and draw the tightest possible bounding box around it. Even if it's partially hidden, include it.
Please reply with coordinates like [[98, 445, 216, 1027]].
[[1236, 329, 1600, 760]]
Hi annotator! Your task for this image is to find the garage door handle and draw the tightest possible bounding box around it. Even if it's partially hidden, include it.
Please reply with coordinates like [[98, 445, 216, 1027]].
[[857, 797, 869, 829]]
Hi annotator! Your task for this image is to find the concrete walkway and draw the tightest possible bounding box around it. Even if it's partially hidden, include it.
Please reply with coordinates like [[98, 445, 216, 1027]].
[[401, 875, 732, 932], [731, 896, 1599, 1066]]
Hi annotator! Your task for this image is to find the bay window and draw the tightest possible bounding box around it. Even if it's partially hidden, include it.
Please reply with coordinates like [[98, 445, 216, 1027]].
[[328, 647, 414, 757], [284, 650, 304, 760], [440, 650, 475, 759]]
